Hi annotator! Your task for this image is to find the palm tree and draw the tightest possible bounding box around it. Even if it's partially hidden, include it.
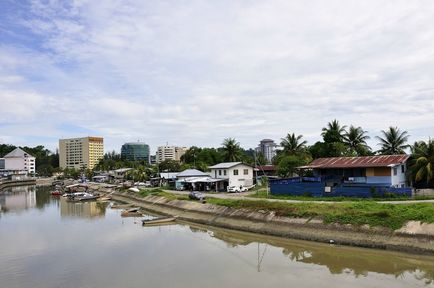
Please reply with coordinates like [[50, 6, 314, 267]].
[[280, 133, 307, 155], [410, 139, 434, 184], [344, 125, 371, 156], [376, 127, 409, 155], [221, 138, 242, 162], [321, 119, 346, 143]]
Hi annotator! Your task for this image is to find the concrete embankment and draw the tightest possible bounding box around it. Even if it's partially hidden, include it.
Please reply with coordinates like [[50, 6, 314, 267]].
[[0, 179, 37, 190], [110, 191, 434, 255]]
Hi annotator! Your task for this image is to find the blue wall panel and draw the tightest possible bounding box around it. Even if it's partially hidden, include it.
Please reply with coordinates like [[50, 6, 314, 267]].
[[270, 178, 412, 198]]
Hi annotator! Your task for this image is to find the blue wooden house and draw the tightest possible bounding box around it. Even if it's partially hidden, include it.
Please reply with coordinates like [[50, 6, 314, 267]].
[[270, 155, 412, 197]]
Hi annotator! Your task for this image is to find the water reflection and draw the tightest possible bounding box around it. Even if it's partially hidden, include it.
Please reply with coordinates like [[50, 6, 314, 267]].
[[0, 185, 36, 213], [60, 197, 107, 219], [1, 186, 434, 288], [0, 185, 107, 219], [187, 223, 434, 284]]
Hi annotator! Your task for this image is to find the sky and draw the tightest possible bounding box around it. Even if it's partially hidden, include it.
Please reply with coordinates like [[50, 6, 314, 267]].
[[0, 0, 433, 153]]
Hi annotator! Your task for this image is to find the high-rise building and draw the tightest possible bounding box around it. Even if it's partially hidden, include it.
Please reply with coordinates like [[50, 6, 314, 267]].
[[257, 139, 277, 164], [156, 146, 187, 163], [0, 148, 36, 175], [59, 137, 104, 170], [121, 142, 150, 163]]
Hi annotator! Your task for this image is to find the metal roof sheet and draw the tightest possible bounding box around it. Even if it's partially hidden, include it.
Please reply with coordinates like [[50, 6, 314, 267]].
[[176, 169, 209, 177], [209, 162, 243, 169], [300, 155, 410, 169]]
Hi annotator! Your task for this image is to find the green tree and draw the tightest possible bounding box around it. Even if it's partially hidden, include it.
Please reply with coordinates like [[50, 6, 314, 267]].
[[221, 138, 243, 162], [276, 155, 307, 178], [376, 127, 409, 155], [321, 119, 346, 143], [344, 125, 371, 156], [410, 139, 434, 186], [254, 152, 268, 166], [280, 133, 307, 155], [158, 159, 181, 172], [318, 120, 348, 157]]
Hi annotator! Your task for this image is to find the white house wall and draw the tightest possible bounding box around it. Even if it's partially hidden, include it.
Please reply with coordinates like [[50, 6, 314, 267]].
[[228, 165, 253, 187], [210, 164, 254, 188], [391, 164, 407, 187]]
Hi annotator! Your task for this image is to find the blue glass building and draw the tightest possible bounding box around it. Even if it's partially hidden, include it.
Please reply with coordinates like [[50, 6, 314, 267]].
[[121, 142, 150, 163]]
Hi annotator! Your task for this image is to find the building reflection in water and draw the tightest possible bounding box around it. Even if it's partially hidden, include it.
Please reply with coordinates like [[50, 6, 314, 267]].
[[60, 197, 107, 219], [187, 223, 434, 284], [0, 185, 36, 213]]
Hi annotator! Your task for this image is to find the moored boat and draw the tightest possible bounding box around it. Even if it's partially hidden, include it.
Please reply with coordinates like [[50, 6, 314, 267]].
[[142, 216, 178, 225], [66, 192, 99, 201], [51, 190, 62, 196]]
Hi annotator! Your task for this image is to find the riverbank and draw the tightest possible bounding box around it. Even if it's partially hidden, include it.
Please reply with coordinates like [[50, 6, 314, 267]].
[[0, 179, 36, 190], [35, 177, 55, 187], [109, 190, 434, 255]]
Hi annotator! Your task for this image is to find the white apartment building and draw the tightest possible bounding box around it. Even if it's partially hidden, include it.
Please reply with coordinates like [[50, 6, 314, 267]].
[[156, 146, 187, 163], [59, 137, 104, 170], [0, 148, 36, 175]]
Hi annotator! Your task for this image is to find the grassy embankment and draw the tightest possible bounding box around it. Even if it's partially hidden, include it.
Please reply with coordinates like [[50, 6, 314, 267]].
[[250, 188, 434, 202], [133, 188, 434, 230]]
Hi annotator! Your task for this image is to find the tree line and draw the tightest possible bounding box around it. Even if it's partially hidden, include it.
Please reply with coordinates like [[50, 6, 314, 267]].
[[1, 119, 432, 187]]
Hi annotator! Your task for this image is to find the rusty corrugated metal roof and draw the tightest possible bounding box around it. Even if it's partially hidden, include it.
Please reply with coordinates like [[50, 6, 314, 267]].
[[300, 155, 409, 169]]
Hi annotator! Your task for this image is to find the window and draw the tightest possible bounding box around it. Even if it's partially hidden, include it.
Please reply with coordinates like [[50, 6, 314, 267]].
[[233, 169, 238, 176], [401, 165, 405, 173], [243, 169, 248, 175], [224, 170, 227, 176], [393, 167, 397, 176], [219, 170, 222, 176]]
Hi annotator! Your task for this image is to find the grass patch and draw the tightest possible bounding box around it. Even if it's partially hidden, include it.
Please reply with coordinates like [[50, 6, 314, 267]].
[[137, 188, 165, 197], [135, 189, 189, 201], [250, 190, 434, 202], [206, 198, 434, 230]]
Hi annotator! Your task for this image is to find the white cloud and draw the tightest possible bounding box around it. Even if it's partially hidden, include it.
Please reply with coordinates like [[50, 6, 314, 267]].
[[0, 0, 433, 152]]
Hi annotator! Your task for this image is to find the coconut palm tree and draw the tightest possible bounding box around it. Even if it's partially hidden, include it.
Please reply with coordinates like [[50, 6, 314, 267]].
[[376, 127, 409, 155], [321, 119, 346, 143], [410, 139, 434, 184], [221, 138, 242, 162], [280, 133, 307, 155], [343, 125, 371, 156]]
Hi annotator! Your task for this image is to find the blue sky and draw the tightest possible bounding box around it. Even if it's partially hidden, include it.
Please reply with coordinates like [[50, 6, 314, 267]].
[[1, 0, 433, 153]]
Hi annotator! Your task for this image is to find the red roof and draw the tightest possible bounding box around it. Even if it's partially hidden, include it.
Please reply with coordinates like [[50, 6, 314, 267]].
[[300, 155, 409, 169], [255, 165, 276, 171]]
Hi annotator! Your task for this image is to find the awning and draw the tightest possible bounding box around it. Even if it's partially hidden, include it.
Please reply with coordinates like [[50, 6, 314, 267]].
[[181, 177, 227, 183]]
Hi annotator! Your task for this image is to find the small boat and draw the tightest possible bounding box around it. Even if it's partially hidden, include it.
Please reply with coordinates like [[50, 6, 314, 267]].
[[142, 216, 178, 225], [51, 190, 62, 196], [126, 207, 140, 213], [120, 207, 142, 217], [121, 211, 143, 217], [67, 192, 99, 201]]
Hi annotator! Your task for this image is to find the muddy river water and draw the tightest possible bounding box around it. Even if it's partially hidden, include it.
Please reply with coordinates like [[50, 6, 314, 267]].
[[1, 185, 433, 288]]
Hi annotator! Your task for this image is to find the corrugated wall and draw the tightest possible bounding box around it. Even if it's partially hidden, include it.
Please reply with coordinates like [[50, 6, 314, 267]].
[[270, 179, 412, 197]]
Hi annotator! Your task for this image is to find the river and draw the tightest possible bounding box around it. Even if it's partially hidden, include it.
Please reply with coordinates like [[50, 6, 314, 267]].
[[1, 185, 433, 288]]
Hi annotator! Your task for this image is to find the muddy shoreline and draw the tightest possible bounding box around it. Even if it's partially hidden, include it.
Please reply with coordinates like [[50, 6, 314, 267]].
[[110, 191, 434, 255]]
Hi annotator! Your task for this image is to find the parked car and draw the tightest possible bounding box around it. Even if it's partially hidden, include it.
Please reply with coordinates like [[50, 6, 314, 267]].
[[227, 186, 248, 193], [189, 191, 206, 202]]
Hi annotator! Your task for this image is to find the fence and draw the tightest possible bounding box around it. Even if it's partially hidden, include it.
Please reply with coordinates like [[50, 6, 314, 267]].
[[270, 178, 412, 198]]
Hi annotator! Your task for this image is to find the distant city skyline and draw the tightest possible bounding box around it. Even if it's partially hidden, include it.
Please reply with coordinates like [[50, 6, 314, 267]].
[[1, 1, 433, 153]]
